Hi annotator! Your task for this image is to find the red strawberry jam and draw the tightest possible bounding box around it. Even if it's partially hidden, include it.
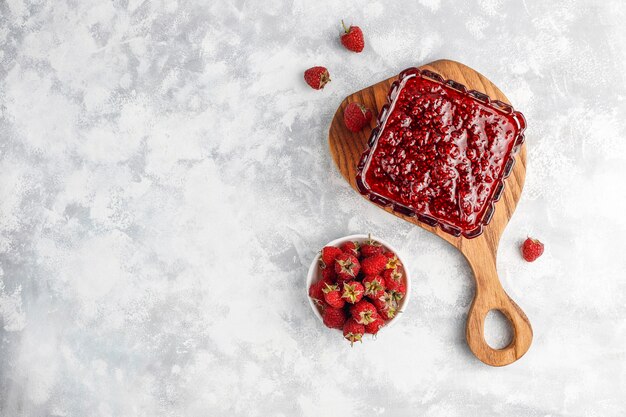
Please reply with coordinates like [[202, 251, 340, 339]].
[[356, 68, 526, 238]]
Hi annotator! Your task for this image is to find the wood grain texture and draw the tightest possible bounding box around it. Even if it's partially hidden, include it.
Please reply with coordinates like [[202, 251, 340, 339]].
[[328, 59, 532, 366]]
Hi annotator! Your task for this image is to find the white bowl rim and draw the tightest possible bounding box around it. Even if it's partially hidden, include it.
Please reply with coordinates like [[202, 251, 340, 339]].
[[306, 234, 411, 331]]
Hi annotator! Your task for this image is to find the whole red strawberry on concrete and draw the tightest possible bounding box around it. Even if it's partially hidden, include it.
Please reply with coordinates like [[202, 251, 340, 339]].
[[340, 20, 365, 53], [521, 237, 544, 262], [334, 253, 360, 282], [323, 283, 345, 309], [343, 318, 365, 345], [304, 66, 330, 90], [344, 102, 372, 132], [323, 306, 347, 329]]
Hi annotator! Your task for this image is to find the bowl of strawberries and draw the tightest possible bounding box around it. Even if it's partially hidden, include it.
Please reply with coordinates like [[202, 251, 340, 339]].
[[307, 234, 410, 345]]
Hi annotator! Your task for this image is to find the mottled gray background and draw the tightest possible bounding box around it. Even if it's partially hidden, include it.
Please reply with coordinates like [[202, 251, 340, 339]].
[[1, 0, 626, 415]]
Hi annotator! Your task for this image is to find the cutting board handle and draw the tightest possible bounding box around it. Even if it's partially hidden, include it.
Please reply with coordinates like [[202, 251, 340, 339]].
[[464, 241, 533, 366]]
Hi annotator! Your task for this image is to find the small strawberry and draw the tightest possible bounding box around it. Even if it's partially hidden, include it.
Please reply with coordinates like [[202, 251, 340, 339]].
[[304, 66, 330, 90], [323, 306, 347, 329], [341, 280, 364, 304], [344, 102, 372, 132], [349, 300, 377, 325], [360, 236, 383, 257], [334, 253, 360, 282], [362, 274, 385, 299], [382, 268, 403, 292], [521, 237, 544, 262], [340, 241, 360, 258], [321, 267, 337, 282], [364, 314, 385, 335], [373, 291, 398, 320], [322, 283, 345, 309], [340, 20, 365, 53], [320, 246, 343, 269], [393, 280, 406, 300], [383, 251, 401, 270], [360, 254, 387, 275], [309, 279, 329, 307], [343, 318, 365, 345]]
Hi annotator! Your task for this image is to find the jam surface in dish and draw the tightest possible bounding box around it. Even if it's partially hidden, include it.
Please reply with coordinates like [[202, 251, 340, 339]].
[[357, 70, 525, 237]]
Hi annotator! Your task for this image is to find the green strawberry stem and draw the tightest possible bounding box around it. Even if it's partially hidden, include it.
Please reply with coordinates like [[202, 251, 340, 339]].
[[341, 20, 350, 33]]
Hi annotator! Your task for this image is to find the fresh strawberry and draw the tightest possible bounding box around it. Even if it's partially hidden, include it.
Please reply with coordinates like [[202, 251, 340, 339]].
[[394, 280, 406, 300], [521, 237, 544, 262], [340, 241, 360, 258], [343, 102, 372, 132], [360, 254, 387, 275], [304, 66, 330, 90], [321, 267, 337, 282], [364, 314, 385, 335], [323, 306, 347, 329], [340, 20, 365, 53], [341, 280, 364, 304], [360, 236, 382, 257], [343, 318, 365, 345], [322, 283, 345, 309], [320, 246, 343, 269], [349, 300, 377, 325], [362, 274, 385, 299], [373, 291, 398, 320], [308, 279, 328, 307], [334, 253, 360, 282], [382, 268, 403, 292], [383, 251, 401, 270]]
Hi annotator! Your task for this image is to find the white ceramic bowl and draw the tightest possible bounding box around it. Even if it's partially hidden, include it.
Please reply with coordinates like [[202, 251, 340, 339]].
[[306, 234, 411, 331]]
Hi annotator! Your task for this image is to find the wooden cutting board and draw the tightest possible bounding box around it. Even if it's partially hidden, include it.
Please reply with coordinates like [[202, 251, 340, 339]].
[[328, 59, 532, 367]]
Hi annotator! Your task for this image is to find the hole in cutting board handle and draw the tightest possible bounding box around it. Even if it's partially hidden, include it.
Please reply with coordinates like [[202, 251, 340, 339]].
[[484, 309, 514, 349]]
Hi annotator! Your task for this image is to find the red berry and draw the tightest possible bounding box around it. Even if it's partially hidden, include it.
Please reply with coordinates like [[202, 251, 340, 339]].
[[521, 237, 544, 262], [383, 251, 401, 269], [382, 268, 403, 292], [304, 66, 330, 90], [323, 307, 347, 329], [360, 254, 387, 275], [360, 236, 383, 257], [343, 318, 365, 345], [334, 253, 360, 282], [321, 267, 337, 282], [322, 283, 345, 309], [320, 246, 343, 269], [349, 300, 377, 325], [308, 280, 326, 307], [344, 102, 372, 132], [372, 291, 399, 320], [364, 314, 385, 335], [362, 274, 385, 299], [393, 280, 406, 301], [340, 241, 360, 258], [340, 20, 364, 53], [341, 280, 364, 304]]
